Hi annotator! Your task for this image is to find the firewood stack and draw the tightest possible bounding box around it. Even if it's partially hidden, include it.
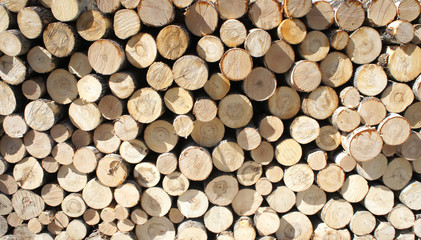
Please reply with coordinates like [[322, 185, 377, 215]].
[[0, 0, 420, 239]]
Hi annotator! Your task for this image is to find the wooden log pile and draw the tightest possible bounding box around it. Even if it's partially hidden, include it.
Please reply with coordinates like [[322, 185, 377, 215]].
[[0, 0, 420, 239]]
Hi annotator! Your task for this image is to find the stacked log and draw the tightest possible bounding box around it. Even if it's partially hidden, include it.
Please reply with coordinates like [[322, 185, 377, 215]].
[[0, 0, 420, 239]]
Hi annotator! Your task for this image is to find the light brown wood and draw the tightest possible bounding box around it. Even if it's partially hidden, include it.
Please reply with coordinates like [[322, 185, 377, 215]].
[[0, 81, 19, 116], [41, 157, 59, 174], [57, 164, 87, 193], [88, 39, 125, 75], [298, 31, 329, 62], [27, 47, 57, 74], [172, 0, 192, 8], [98, 221, 117, 236], [68, 52, 92, 78], [313, 222, 351, 240], [306, 149, 327, 171], [93, 124, 121, 154], [358, 97, 387, 125], [320, 51, 352, 88], [0, 5, 15, 32], [340, 174, 368, 203], [47, 70, 78, 104], [144, 119, 178, 153], [387, 204, 415, 230], [162, 171, 189, 196], [378, 114, 411, 145], [252, 207, 279, 236], [242, 67, 276, 102], [220, 19, 246, 48], [173, 55, 208, 90], [264, 40, 295, 74], [157, 152, 177, 174], [82, 178, 113, 210], [135, 217, 175, 240], [334, 151, 356, 172], [266, 186, 295, 213], [0, 30, 30, 57], [179, 146, 213, 181], [98, 95, 124, 120], [204, 73, 230, 101], [100, 205, 115, 222], [119, 139, 148, 164], [329, 29, 349, 51], [113, 9, 141, 40], [76, 10, 112, 42], [364, 0, 396, 27], [236, 126, 261, 151], [385, 44, 421, 83], [330, 107, 360, 132], [275, 138, 302, 166], [276, 211, 313, 240], [400, 181, 421, 210], [398, 131, 421, 160], [0, 158, 9, 176], [114, 115, 141, 141], [117, 219, 135, 233], [137, 0, 174, 27], [133, 162, 160, 188], [185, 1, 218, 36], [43, 22, 78, 58], [109, 72, 136, 100], [7, 212, 22, 228], [220, 48, 252, 81], [204, 174, 239, 206], [146, 62, 173, 91], [233, 217, 256, 240], [38, 210, 54, 225], [332, 0, 365, 31], [383, 20, 414, 44], [177, 220, 207, 240], [83, 209, 100, 226], [258, 115, 283, 143], [405, 102, 421, 129], [40, 184, 64, 207], [236, 160, 262, 186], [12, 190, 45, 220], [290, 115, 320, 144], [3, 114, 27, 138], [141, 187, 172, 217], [248, 0, 282, 30], [173, 114, 194, 139], [295, 184, 326, 215], [277, 19, 306, 45], [13, 156, 44, 190], [284, 163, 314, 192], [164, 87, 193, 115], [244, 28, 271, 58], [383, 157, 412, 191], [197, 35, 224, 63], [126, 33, 157, 69], [340, 86, 360, 109], [69, 99, 102, 131], [73, 146, 101, 174], [51, 142, 74, 165], [157, 25, 189, 60], [130, 208, 148, 225], [320, 198, 353, 229], [317, 164, 345, 192], [394, 0, 421, 22], [0, 194, 12, 216], [21, 78, 45, 102], [265, 165, 284, 183], [191, 117, 225, 148], [61, 193, 86, 218], [17, 6, 54, 39], [50, 0, 95, 22], [381, 82, 414, 114], [0, 135, 26, 164], [254, 178, 272, 196], [344, 126, 383, 162], [364, 185, 394, 215], [114, 182, 141, 209], [218, 94, 253, 128], [305, 1, 334, 30], [66, 219, 88, 240], [375, 221, 396, 240], [232, 188, 263, 216], [50, 121, 74, 143], [216, 0, 248, 19], [96, 154, 127, 188], [302, 86, 339, 120], [127, 88, 163, 123], [283, 0, 312, 18], [204, 206, 233, 233], [349, 210, 376, 236], [0, 55, 28, 85], [355, 153, 387, 181], [346, 26, 382, 65]]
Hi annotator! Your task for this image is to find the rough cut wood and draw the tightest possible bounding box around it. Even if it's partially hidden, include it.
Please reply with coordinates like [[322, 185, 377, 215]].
[[276, 212, 313, 240], [76, 10, 112, 42], [135, 217, 175, 240], [290, 115, 320, 144], [218, 94, 253, 128], [331, 0, 365, 31], [179, 146, 212, 181], [191, 118, 225, 148], [0, 30, 30, 57], [284, 163, 314, 192], [3, 114, 27, 138], [197, 35, 224, 63], [220, 48, 252, 81], [299, 31, 330, 62], [305, 1, 334, 30], [0, 55, 29, 85], [232, 188, 263, 216], [88, 39, 125, 75], [157, 25, 189, 61], [381, 82, 414, 113], [21, 77, 46, 101], [204, 174, 238, 206], [320, 198, 353, 229], [0, 81, 19, 116], [364, 0, 396, 27], [346, 26, 382, 64], [244, 28, 271, 58], [220, 19, 246, 48], [12, 190, 45, 220], [237, 161, 262, 186], [275, 138, 302, 166], [364, 185, 394, 215], [343, 126, 383, 162], [185, 1, 218, 37], [320, 51, 352, 88], [349, 210, 376, 236], [50, 0, 95, 22], [306, 149, 327, 171], [233, 217, 255, 240], [173, 55, 208, 90], [394, 0, 421, 22], [43, 22, 78, 58], [204, 206, 233, 233], [329, 29, 349, 51], [295, 184, 326, 215], [248, 0, 282, 30], [358, 97, 387, 125], [82, 179, 113, 210], [330, 107, 360, 132], [216, 0, 248, 19], [172, 114, 194, 139], [127, 88, 163, 124], [264, 40, 294, 74], [173, 0, 193, 8], [114, 9, 140, 40], [286, 60, 321, 93], [0, 5, 15, 32], [384, 44, 421, 83], [17, 6, 54, 39], [383, 20, 414, 44], [13, 157, 44, 190], [137, 0, 174, 27], [302, 86, 339, 120], [96, 0, 120, 13]]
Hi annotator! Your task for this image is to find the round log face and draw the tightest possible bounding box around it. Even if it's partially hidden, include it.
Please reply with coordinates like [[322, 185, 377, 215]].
[[1, 1, 420, 239]]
